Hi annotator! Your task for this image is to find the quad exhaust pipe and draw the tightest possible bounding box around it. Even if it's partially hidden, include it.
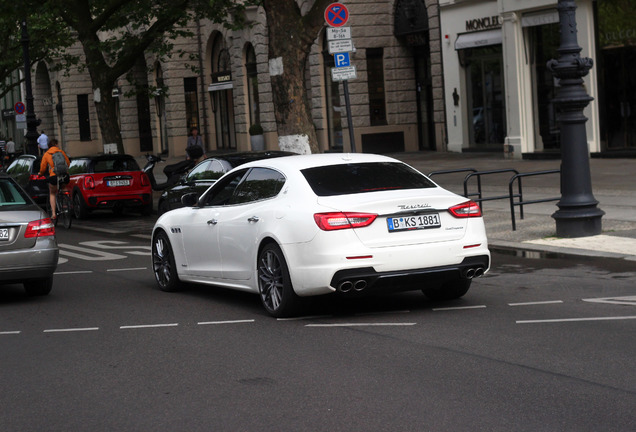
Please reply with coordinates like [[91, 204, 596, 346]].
[[464, 267, 485, 279], [338, 279, 368, 293]]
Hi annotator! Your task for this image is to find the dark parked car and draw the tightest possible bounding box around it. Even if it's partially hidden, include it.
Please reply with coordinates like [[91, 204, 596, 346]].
[[157, 151, 295, 215], [67, 154, 153, 218], [0, 173, 58, 295], [5, 154, 49, 205]]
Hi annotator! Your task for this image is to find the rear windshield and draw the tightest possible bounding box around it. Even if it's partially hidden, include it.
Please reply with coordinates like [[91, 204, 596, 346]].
[[301, 162, 436, 196], [93, 158, 140, 173]]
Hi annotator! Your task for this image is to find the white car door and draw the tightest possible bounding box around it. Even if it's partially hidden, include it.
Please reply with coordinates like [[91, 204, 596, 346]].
[[218, 168, 286, 281], [181, 169, 248, 279], [180, 207, 222, 278]]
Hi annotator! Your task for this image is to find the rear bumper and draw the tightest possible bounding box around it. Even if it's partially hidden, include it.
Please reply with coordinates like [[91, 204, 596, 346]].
[[0, 242, 59, 283], [86, 193, 152, 208], [329, 255, 490, 295]]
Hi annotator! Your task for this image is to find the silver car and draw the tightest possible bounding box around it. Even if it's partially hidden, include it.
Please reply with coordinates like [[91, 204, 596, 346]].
[[0, 174, 59, 295]]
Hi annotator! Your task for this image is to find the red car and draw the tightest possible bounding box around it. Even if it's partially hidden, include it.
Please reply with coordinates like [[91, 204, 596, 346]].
[[67, 154, 152, 218]]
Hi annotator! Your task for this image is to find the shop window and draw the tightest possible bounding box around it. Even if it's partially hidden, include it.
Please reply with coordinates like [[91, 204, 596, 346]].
[[245, 44, 261, 127], [366, 48, 387, 126], [77, 94, 91, 141], [184, 77, 199, 133]]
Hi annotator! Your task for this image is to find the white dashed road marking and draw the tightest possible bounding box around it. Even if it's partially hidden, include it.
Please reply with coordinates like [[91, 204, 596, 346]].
[[120, 323, 179, 329], [509, 300, 564, 306], [198, 319, 255, 325], [517, 315, 636, 324]]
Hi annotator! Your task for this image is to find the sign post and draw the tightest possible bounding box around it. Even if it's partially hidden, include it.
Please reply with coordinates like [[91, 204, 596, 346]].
[[325, 3, 356, 152]]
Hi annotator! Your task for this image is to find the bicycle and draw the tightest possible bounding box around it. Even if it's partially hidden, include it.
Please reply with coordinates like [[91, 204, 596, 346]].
[[47, 176, 72, 229]]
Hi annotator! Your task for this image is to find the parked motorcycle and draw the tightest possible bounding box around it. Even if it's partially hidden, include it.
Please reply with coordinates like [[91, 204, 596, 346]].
[[142, 154, 196, 191]]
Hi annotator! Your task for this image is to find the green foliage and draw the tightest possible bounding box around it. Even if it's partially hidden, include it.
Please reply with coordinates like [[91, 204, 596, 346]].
[[0, 2, 75, 98]]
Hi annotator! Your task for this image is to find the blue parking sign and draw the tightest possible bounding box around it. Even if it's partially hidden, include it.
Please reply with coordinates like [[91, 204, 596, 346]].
[[334, 52, 350, 68]]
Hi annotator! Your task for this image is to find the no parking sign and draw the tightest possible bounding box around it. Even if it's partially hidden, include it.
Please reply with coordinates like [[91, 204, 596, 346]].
[[325, 3, 349, 27]]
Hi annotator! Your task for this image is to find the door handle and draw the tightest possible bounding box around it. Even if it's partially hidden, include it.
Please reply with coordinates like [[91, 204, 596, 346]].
[[247, 216, 260, 223], [207, 219, 217, 225]]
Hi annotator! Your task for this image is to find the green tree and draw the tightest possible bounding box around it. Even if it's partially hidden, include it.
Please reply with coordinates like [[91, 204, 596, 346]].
[[262, 0, 334, 154], [0, 3, 74, 99], [42, 0, 246, 154]]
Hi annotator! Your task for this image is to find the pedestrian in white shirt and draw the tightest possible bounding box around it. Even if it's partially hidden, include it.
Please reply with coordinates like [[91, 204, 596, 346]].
[[37, 131, 49, 156]]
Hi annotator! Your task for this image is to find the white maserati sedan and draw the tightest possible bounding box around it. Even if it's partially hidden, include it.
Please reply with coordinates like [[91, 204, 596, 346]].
[[151, 153, 490, 317]]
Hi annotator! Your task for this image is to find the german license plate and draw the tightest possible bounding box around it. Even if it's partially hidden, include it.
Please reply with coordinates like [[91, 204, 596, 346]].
[[387, 214, 441, 232], [0, 228, 9, 241], [107, 180, 130, 187]]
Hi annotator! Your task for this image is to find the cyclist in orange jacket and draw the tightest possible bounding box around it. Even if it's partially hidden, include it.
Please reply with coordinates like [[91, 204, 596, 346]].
[[39, 139, 70, 220]]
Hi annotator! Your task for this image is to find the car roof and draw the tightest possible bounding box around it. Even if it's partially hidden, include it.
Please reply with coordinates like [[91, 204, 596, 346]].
[[235, 152, 401, 171], [205, 150, 296, 168]]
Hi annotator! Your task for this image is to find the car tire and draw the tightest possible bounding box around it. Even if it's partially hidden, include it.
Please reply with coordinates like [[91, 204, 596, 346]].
[[73, 192, 89, 219], [24, 277, 53, 296], [152, 231, 181, 292], [257, 243, 300, 318], [157, 199, 169, 216], [422, 279, 471, 301]]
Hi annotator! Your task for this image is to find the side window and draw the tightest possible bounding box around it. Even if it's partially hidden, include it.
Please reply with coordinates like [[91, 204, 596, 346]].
[[201, 169, 248, 207], [229, 168, 286, 205]]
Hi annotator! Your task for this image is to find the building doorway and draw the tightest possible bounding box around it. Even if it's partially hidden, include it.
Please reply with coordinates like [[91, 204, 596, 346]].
[[465, 45, 506, 149]]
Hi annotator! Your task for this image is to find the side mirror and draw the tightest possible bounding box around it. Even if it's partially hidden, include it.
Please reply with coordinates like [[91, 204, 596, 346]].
[[181, 192, 199, 207]]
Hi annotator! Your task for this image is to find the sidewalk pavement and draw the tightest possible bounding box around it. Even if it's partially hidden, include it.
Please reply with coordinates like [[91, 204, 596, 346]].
[[140, 151, 636, 262]]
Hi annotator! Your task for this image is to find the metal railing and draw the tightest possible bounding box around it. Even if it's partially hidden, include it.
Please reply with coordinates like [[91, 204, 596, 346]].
[[508, 170, 560, 231], [427, 167, 561, 231]]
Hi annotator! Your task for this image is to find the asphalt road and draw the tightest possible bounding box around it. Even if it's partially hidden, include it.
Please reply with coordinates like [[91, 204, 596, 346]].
[[1, 216, 635, 431]]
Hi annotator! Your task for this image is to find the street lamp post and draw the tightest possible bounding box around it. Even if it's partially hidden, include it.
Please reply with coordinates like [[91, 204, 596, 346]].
[[547, 0, 604, 238], [21, 19, 40, 156]]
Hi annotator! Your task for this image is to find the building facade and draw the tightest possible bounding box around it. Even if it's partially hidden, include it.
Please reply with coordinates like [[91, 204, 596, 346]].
[[439, 0, 635, 158], [30, 0, 445, 159]]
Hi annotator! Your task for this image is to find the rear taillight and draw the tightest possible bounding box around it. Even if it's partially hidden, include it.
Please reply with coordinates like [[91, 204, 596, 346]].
[[84, 176, 95, 189], [25, 218, 55, 238], [448, 200, 482, 218], [29, 174, 46, 181], [314, 212, 377, 231], [141, 172, 150, 187]]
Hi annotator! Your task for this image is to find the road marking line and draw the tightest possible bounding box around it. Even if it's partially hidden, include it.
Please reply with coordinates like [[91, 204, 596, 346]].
[[106, 267, 148, 272], [198, 319, 255, 325], [0, 331, 21, 335], [432, 305, 486, 311], [43, 327, 99, 333], [54, 271, 94, 275], [120, 323, 179, 329], [509, 300, 564, 306], [305, 323, 416, 327], [517, 315, 636, 324], [583, 296, 636, 306]]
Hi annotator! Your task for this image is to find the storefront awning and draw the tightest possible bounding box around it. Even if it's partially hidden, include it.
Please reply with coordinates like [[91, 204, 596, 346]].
[[455, 29, 502, 50]]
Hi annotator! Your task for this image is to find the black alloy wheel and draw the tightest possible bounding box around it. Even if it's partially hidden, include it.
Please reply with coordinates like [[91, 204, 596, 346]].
[[257, 243, 300, 318], [152, 231, 181, 292]]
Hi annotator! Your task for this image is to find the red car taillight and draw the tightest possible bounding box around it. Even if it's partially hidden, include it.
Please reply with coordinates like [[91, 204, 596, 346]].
[[314, 212, 377, 231], [141, 172, 150, 187], [448, 200, 482, 218], [25, 218, 56, 238], [84, 176, 95, 189], [29, 174, 46, 181]]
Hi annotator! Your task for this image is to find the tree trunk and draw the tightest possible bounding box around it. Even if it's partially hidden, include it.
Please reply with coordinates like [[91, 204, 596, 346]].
[[93, 84, 124, 154], [263, 0, 332, 154]]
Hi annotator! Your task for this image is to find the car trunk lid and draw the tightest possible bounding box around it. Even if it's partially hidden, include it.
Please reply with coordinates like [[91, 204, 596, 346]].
[[316, 189, 471, 248]]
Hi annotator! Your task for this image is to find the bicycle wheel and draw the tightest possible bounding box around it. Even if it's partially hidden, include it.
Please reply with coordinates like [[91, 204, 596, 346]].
[[57, 193, 72, 229]]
